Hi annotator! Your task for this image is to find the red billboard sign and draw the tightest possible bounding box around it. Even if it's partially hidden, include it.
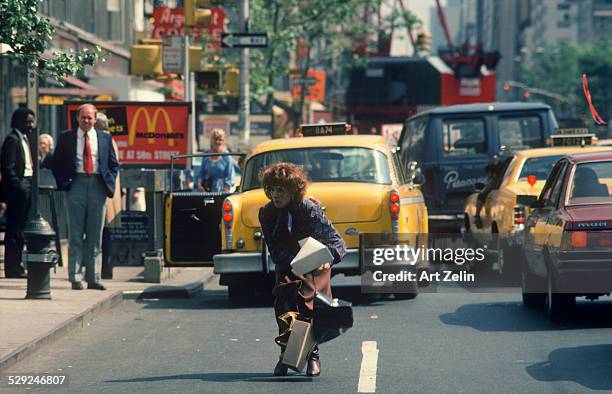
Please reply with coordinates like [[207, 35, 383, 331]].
[[150, 5, 225, 51], [66, 101, 190, 167]]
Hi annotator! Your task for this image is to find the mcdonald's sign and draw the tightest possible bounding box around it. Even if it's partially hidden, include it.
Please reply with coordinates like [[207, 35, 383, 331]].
[[65, 101, 190, 167]]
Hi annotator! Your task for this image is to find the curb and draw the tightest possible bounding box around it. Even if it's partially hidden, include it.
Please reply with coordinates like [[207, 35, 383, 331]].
[[0, 271, 214, 373], [123, 280, 204, 300]]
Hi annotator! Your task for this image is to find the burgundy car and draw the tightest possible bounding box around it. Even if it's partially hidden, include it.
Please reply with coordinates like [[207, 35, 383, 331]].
[[519, 150, 612, 320]]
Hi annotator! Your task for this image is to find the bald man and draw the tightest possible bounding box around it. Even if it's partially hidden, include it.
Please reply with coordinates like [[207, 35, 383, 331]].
[[49, 104, 119, 290]]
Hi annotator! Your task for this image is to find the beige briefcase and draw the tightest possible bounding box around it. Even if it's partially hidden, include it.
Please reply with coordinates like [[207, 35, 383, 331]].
[[281, 319, 316, 372]]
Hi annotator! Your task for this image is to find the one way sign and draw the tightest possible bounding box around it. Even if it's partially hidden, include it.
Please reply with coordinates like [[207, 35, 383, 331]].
[[221, 33, 269, 48]]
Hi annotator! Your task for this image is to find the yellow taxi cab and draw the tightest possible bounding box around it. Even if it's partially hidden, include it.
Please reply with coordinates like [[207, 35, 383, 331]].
[[212, 124, 428, 302], [462, 129, 610, 279]]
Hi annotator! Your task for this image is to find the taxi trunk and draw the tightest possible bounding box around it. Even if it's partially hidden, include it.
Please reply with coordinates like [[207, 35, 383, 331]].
[[240, 183, 385, 227], [237, 183, 391, 250]]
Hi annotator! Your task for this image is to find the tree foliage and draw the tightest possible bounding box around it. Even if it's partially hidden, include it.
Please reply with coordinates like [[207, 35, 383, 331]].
[[519, 41, 612, 125], [0, 0, 100, 82], [248, 0, 421, 115]]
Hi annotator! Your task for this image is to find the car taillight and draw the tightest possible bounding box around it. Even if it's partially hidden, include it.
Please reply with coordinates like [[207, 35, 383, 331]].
[[562, 230, 612, 250], [223, 199, 233, 248], [389, 190, 400, 233], [512, 204, 526, 233], [571, 231, 588, 248]]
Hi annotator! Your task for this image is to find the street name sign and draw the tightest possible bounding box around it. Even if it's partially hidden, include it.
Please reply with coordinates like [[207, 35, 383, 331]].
[[221, 32, 269, 48], [162, 35, 184, 72]]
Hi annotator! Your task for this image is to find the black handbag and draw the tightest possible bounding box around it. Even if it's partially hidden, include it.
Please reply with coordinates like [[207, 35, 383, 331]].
[[312, 292, 353, 344]]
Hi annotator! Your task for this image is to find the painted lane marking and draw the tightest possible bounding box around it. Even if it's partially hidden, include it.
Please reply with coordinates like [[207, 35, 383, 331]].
[[357, 341, 379, 393]]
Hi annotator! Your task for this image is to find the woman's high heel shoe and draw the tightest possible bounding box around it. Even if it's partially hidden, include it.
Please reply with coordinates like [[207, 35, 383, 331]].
[[306, 347, 321, 377]]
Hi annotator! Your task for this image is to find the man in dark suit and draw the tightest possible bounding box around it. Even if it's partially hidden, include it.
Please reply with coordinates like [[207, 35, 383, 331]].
[[0, 108, 36, 278], [50, 103, 119, 290]]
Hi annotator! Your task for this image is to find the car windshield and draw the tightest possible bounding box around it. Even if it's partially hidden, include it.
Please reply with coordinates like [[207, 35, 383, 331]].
[[499, 115, 544, 150], [569, 161, 612, 205], [242, 147, 392, 191], [517, 155, 563, 182]]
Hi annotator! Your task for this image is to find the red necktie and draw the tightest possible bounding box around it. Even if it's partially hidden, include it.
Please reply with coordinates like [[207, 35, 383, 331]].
[[83, 132, 93, 174]]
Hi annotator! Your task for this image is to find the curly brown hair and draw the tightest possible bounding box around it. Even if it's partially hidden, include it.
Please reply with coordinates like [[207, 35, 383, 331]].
[[260, 162, 308, 202]]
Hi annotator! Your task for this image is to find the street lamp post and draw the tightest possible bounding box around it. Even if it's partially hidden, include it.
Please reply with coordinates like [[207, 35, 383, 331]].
[[24, 67, 58, 300]]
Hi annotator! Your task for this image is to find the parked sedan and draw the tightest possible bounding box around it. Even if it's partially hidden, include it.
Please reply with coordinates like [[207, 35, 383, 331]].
[[520, 151, 612, 320]]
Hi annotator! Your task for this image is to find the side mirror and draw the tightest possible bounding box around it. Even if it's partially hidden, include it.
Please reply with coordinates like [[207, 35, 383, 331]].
[[412, 172, 426, 186], [474, 182, 486, 193], [517, 195, 540, 208]]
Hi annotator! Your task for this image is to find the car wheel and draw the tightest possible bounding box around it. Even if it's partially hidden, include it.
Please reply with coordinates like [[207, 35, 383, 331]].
[[521, 263, 545, 308], [546, 270, 575, 321]]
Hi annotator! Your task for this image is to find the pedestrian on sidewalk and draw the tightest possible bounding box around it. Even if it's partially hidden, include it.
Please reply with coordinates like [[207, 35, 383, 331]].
[[258, 162, 346, 377], [49, 103, 119, 290], [197, 129, 235, 193], [38, 133, 54, 169], [95, 112, 122, 280], [0, 108, 36, 279]]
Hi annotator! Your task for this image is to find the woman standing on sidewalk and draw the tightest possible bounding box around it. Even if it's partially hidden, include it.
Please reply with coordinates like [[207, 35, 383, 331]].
[[258, 162, 346, 377]]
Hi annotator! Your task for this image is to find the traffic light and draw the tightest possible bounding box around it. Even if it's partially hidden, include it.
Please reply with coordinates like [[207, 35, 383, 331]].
[[196, 70, 220, 91], [189, 46, 204, 71], [225, 67, 239, 96], [415, 32, 432, 53], [130, 44, 163, 75], [195, 66, 239, 95], [185, 0, 212, 28]]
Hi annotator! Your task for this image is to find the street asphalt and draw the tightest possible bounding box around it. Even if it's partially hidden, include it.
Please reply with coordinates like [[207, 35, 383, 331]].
[[5, 275, 612, 394]]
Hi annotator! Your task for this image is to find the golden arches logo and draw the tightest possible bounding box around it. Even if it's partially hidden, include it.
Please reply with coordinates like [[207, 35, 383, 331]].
[[129, 107, 176, 146]]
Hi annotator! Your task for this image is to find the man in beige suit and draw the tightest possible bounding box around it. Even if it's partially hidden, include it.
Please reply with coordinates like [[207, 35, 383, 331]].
[[95, 113, 122, 279]]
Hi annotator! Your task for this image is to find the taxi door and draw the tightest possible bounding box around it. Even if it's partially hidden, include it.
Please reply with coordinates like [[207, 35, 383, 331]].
[[523, 160, 568, 276], [164, 152, 244, 267]]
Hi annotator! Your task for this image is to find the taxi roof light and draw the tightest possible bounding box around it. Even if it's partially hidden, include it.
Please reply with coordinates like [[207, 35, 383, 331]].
[[299, 122, 350, 137]]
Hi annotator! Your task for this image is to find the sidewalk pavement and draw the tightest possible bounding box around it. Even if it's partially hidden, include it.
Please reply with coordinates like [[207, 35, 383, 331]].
[[0, 265, 216, 373]]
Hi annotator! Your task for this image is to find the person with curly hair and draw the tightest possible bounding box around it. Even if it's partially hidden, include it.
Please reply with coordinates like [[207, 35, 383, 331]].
[[258, 162, 346, 377]]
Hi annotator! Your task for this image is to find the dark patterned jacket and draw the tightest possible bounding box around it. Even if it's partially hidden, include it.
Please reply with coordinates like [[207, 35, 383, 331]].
[[259, 198, 346, 268]]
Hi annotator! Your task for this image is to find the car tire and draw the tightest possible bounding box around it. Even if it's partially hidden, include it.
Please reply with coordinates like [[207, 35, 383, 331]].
[[546, 270, 575, 321], [521, 256, 546, 308]]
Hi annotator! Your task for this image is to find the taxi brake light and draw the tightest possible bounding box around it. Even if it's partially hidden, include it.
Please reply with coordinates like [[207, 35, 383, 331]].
[[571, 231, 588, 248], [389, 191, 400, 233], [223, 202, 232, 212], [223, 213, 233, 223]]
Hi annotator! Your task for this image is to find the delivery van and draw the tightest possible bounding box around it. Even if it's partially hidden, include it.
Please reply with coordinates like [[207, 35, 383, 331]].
[[397, 102, 559, 231]]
